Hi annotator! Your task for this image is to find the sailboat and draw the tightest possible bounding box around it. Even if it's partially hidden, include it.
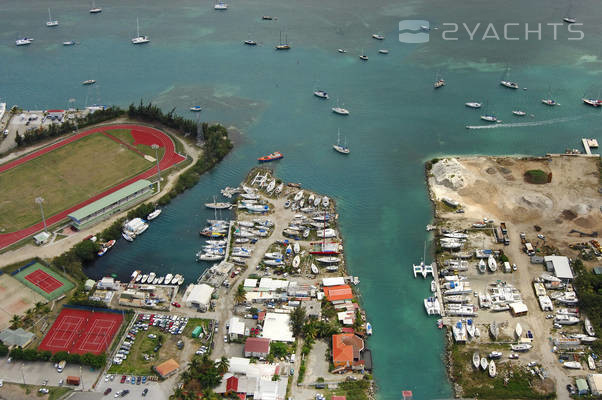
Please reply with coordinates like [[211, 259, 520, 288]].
[[333, 129, 350, 154], [563, 2, 577, 23], [512, 92, 527, 116], [46, 8, 59, 27], [131, 17, 150, 44], [89, 0, 102, 13], [500, 66, 519, 89], [480, 102, 498, 122], [331, 98, 350, 115], [275, 32, 290, 50], [541, 87, 558, 106], [359, 49, 368, 61], [465, 102, 482, 109]]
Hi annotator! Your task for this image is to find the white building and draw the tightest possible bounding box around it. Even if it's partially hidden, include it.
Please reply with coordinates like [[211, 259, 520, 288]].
[[322, 277, 345, 287], [587, 374, 602, 396], [228, 317, 246, 340], [258, 278, 289, 291], [261, 312, 294, 342], [97, 277, 119, 290], [244, 278, 258, 289], [33, 231, 51, 245], [183, 284, 214, 310], [544, 256, 573, 280]]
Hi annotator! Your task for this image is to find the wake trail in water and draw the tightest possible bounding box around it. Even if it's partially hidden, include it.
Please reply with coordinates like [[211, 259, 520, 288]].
[[466, 114, 588, 130]]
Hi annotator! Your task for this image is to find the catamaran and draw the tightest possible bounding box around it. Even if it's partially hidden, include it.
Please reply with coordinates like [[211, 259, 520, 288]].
[[46, 8, 59, 27], [214, 1, 228, 10], [333, 129, 350, 154], [131, 18, 150, 44]]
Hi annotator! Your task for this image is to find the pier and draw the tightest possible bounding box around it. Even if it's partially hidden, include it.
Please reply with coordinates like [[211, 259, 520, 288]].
[[432, 261, 446, 317], [581, 138, 599, 155]]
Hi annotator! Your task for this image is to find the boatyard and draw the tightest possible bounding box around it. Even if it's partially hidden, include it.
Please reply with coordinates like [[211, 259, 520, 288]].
[[424, 154, 601, 399]]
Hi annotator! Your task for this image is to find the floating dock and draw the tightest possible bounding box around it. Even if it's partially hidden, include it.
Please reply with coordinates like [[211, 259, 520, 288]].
[[581, 138, 599, 155]]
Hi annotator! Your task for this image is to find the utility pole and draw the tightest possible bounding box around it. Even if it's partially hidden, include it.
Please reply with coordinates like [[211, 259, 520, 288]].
[[151, 144, 161, 192], [35, 197, 47, 232]]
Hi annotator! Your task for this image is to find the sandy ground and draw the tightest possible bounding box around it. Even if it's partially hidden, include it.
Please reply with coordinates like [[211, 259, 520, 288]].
[[0, 274, 46, 329], [428, 155, 601, 400], [0, 123, 200, 268]]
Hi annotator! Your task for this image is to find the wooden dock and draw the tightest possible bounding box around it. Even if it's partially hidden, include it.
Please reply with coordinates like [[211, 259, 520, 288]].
[[582, 138, 592, 155], [433, 261, 446, 317]]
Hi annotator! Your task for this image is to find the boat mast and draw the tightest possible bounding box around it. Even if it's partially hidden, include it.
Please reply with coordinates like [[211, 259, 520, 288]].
[[136, 17, 140, 37]]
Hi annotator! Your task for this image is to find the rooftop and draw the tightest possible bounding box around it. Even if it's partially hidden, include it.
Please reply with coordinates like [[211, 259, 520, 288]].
[[324, 285, 354, 301], [332, 333, 364, 363], [544, 255, 573, 280], [154, 358, 179, 377], [244, 337, 270, 354], [261, 312, 294, 342]]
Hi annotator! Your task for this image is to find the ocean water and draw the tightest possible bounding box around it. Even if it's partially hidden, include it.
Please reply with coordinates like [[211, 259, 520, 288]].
[[2, 0, 602, 398]]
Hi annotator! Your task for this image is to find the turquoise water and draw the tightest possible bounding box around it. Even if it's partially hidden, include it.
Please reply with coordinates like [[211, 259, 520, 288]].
[[2, 0, 602, 398]]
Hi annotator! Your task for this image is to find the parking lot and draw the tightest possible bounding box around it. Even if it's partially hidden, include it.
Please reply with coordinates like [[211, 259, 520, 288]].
[[94, 375, 176, 400], [0, 356, 98, 390]]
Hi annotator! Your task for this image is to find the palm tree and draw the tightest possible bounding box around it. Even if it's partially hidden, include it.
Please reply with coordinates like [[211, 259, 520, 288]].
[[10, 315, 21, 329], [216, 356, 229, 375], [234, 284, 246, 304], [34, 301, 44, 313]]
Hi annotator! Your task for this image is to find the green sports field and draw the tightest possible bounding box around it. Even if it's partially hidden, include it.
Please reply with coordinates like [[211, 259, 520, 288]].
[[13, 262, 75, 301], [0, 130, 152, 232]]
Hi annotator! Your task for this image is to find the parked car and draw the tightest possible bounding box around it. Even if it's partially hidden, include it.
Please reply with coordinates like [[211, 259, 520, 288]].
[[120, 375, 126, 384], [142, 388, 149, 397], [171, 302, 181, 308], [39, 388, 49, 394], [104, 388, 112, 395]]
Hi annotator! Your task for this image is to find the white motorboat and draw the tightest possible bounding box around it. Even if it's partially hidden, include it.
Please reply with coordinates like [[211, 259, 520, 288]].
[[293, 242, 300, 254], [359, 53, 368, 61], [378, 49, 389, 54], [487, 255, 497, 272], [333, 129, 350, 154], [147, 209, 162, 220], [46, 8, 59, 27], [588, 355, 596, 370], [500, 80, 519, 89], [489, 351, 502, 359], [89, 0, 102, 13], [292, 255, 300, 268], [294, 191, 304, 201], [472, 352, 480, 369], [140, 274, 148, 284], [63, 40, 77, 46], [585, 317, 595, 336], [82, 79, 96, 85], [563, 17, 577, 23], [488, 360, 496, 377], [555, 314, 580, 325], [198, 253, 224, 261], [313, 196, 321, 207], [366, 322, 372, 335], [314, 90, 329, 99], [214, 1, 228, 10], [16, 37, 34, 46], [430, 280, 436, 293], [372, 34, 385, 40], [510, 343, 532, 352], [316, 257, 340, 264], [465, 102, 482, 109], [122, 232, 134, 242], [190, 106, 203, 112], [481, 114, 498, 123], [583, 98, 601, 107], [512, 110, 527, 116], [322, 196, 330, 207], [480, 357, 488, 370], [310, 263, 319, 274], [157, 276, 164, 285], [173, 274, 183, 285], [131, 18, 150, 44], [563, 361, 582, 369], [515, 322, 523, 339], [263, 259, 284, 266], [164, 273, 173, 285], [135, 274, 143, 283], [337, 48, 347, 53], [244, 39, 257, 46]]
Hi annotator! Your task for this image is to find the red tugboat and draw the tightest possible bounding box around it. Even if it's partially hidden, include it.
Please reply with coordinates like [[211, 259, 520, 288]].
[[257, 151, 283, 162]]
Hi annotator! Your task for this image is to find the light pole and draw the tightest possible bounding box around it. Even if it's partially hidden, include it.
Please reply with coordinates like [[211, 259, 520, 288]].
[[21, 363, 25, 385], [151, 144, 161, 192], [35, 197, 47, 232]]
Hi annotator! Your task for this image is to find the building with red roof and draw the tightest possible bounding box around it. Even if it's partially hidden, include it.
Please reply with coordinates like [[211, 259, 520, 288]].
[[332, 333, 364, 370], [244, 337, 271, 358], [323, 285, 353, 302]]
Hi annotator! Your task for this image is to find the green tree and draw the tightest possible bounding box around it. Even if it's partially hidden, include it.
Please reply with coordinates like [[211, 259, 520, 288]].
[[216, 356, 229, 375], [290, 306, 306, 337], [269, 342, 289, 359], [9, 315, 21, 329], [234, 284, 246, 304], [73, 240, 100, 263]]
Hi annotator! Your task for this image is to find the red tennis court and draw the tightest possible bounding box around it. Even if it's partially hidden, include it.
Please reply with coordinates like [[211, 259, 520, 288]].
[[39, 308, 123, 355], [24, 269, 64, 294]]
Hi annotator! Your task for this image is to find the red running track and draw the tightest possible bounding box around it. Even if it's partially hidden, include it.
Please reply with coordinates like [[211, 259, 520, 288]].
[[0, 124, 186, 249]]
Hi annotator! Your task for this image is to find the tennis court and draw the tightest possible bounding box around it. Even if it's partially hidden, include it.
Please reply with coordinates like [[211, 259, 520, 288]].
[[39, 308, 123, 355], [13, 262, 74, 300]]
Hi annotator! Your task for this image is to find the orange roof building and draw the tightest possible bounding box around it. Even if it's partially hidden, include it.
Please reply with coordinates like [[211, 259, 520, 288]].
[[323, 285, 353, 302], [332, 333, 364, 370], [154, 358, 180, 379]]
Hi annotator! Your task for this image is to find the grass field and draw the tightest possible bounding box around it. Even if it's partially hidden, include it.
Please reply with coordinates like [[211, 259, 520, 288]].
[[0, 131, 152, 232], [14, 262, 75, 301]]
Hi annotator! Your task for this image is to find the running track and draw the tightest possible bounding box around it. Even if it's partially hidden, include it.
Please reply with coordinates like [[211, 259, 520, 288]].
[[0, 124, 186, 249]]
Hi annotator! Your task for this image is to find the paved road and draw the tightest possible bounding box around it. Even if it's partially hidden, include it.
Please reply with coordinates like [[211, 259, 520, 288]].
[[0, 123, 186, 249]]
